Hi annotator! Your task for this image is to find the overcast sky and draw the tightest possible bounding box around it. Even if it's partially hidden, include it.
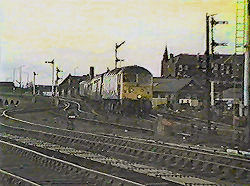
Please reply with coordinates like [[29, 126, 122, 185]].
[[0, 0, 235, 85]]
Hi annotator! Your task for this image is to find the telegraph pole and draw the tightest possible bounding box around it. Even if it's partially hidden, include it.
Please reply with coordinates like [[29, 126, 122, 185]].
[[115, 41, 125, 68], [244, 0, 250, 144]]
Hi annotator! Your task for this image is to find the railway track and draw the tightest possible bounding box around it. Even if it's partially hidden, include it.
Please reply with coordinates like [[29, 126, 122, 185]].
[[59, 97, 154, 134], [1, 108, 249, 184], [159, 111, 242, 133], [0, 132, 212, 186], [0, 137, 147, 186], [0, 168, 40, 186]]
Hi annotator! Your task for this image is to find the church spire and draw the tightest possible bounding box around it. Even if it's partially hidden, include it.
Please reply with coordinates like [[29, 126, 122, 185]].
[[163, 44, 168, 60], [161, 44, 169, 77]]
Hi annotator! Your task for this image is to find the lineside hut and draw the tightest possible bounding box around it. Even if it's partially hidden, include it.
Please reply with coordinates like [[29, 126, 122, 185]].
[[35, 85, 53, 96]]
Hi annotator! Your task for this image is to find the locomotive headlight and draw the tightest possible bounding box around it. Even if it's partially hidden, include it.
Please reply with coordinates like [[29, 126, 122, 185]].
[[137, 94, 142, 99], [129, 88, 134, 93]]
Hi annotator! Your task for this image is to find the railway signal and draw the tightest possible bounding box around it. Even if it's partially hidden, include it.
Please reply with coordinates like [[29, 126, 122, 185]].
[[210, 15, 228, 56], [33, 72, 38, 95], [55, 66, 63, 96], [45, 59, 55, 96], [115, 41, 125, 68], [204, 13, 228, 132]]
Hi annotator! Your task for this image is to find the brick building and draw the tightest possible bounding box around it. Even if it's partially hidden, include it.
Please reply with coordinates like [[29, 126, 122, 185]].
[[58, 74, 88, 97]]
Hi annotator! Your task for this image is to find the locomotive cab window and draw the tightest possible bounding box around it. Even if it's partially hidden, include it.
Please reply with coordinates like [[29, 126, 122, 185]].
[[123, 73, 136, 82], [138, 73, 151, 84]]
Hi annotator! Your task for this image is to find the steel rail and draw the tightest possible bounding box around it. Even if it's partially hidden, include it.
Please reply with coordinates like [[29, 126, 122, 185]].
[[0, 119, 248, 185], [0, 168, 41, 186], [0, 138, 145, 186], [0, 132, 216, 185], [3, 109, 250, 168]]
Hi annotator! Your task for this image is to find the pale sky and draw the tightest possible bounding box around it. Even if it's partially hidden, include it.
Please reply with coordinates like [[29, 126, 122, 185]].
[[0, 0, 236, 85]]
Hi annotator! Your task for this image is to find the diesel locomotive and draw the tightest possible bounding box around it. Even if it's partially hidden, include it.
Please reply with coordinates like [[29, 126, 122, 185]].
[[79, 65, 153, 114]]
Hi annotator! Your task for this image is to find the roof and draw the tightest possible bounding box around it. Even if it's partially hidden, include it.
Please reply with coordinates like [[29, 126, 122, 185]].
[[35, 85, 52, 92], [211, 54, 244, 65], [153, 77, 192, 93], [174, 54, 203, 65], [59, 74, 88, 86], [105, 65, 152, 76], [0, 82, 15, 87]]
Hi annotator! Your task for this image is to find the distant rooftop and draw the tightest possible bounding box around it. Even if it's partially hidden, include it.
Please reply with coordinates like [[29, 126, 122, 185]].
[[153, 77, 192, 93]]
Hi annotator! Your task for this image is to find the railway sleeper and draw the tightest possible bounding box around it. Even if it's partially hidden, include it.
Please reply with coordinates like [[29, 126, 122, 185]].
[[235, 169, 248, 179], [201, 163, 213, 173], [181, 159, 193, 171], [191, 161, 203, 172], [219, 167, 237, 180]]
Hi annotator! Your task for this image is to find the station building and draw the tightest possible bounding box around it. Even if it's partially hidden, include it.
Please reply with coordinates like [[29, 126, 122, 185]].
[[58, 74, 88, 97]]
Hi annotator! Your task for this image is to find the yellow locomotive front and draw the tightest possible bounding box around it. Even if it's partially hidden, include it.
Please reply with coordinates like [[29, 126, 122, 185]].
[[120, 66, 153, 113]]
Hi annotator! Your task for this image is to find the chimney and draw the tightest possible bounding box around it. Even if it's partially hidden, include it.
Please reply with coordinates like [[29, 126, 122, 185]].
[[90, 66, 94, 79], [197, 53, 201, 61]]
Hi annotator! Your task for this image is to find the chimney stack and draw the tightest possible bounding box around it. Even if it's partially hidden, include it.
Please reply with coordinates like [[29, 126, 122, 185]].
[[90, 66, 94, 79], [197, 53, 201, 61]]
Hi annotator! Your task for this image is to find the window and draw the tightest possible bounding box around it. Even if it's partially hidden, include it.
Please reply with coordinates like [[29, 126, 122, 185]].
[[123, 73, 136, 82], [138, 73, 152, 84], [179, 65, 183, 71], [214, 64, 218, 70], [184, 65, 188, 70], [221, 64, 224, 71]]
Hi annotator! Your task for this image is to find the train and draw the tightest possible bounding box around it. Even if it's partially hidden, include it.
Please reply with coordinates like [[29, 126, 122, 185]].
[[79, 65, 153, 114]]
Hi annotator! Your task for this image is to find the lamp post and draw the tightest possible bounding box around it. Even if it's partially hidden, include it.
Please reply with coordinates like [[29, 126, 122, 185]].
[[45, 59, 55, 96]]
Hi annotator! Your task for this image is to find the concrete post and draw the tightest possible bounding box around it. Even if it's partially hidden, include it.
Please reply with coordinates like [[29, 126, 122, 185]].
[[156, 114, 165, 135], [52, 61, 55, 96], [211, 81, 215, 106]]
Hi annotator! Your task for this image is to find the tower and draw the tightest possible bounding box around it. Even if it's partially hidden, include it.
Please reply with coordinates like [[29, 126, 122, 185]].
[[161, 44, 169, 77]]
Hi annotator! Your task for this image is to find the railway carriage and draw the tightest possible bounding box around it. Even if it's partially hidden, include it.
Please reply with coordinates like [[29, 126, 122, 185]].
[[79, 65, 153, 114]]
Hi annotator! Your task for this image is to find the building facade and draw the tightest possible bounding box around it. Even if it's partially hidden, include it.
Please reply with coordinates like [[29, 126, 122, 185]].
[[58, 74, 88, 97], [153, 77, 205, 108]]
